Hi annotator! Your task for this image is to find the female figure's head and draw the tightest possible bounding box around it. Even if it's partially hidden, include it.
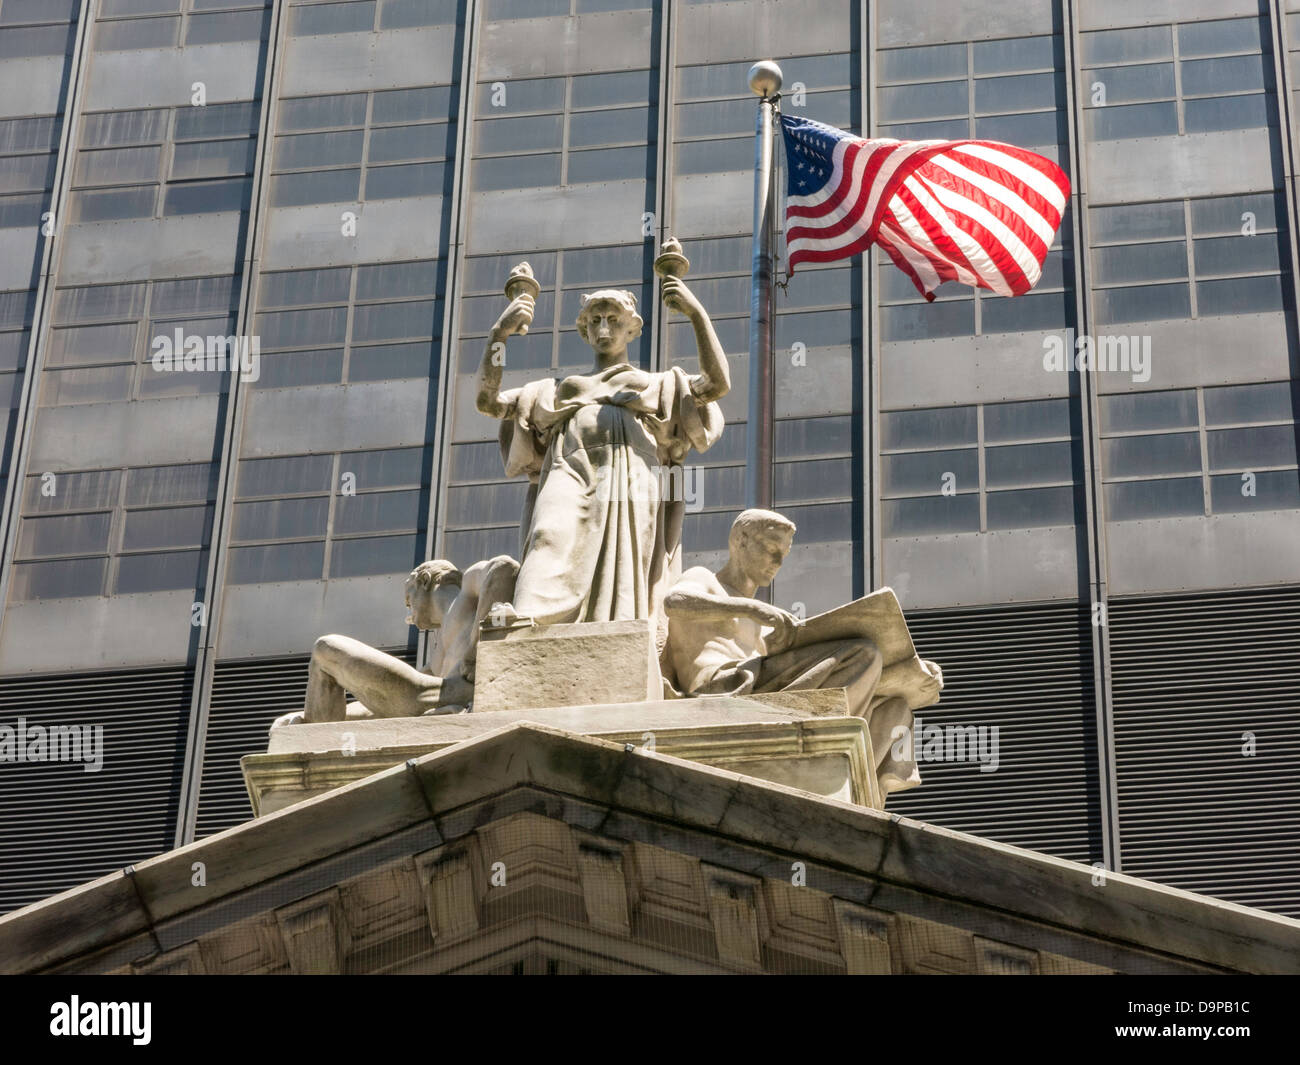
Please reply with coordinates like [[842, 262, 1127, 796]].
[[576, 289, 643, 364]]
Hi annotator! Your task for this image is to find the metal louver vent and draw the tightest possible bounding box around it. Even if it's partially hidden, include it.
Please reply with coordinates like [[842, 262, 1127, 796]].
[[196, 650, 416, 839], [1109, 586, 1300, 919], [0, 667, 191, 915], [886, 601, 1103, 866]]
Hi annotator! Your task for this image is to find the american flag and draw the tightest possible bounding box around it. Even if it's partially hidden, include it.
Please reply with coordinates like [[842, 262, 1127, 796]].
[[781, 114, 1070, 301]]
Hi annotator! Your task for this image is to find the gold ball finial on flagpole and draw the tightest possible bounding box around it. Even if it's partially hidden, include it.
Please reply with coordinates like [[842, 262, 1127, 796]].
[[747, 60, 782, 98]]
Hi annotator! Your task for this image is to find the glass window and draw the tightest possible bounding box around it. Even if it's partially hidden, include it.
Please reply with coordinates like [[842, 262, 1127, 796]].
[[71, 185, 157, 223], [1085, 101, 1179, 140], [259, 267, 351, 308], [878, 43, 967, 83], [987, 486, 1076, 529], [256, 306, 348, 348], [10, 557, 108, 600], [24, 469, 121, 512], [882, 299, 976, 341], [1210, 469, 1300, 512], [1191, 192, 1279, 235], [17, 512, 112, 558], [347, 341, 430, 380], [1100, 390, 1197, 433], [163, 177, 247, 215], [883, 494, 981, 536], [881, 406, 976, 451], [39, 364, 134, 405], [1102, 432, 1202, 478], [1081, 25, 1172, 66], [227, 542, 325, 583], [364, 160, 444, 198], [343, 447, 425, 488], [775, 416, 853, 458], [473, 77, 565, 117], [1193, 233, 1281, 277], [1093, 241, 1187, 285], [271, 167, 360, 206], [0, 152, 56, 194], [973, 36, 1062, 75], [125, 463, 216, 505], [95, 17, 180, 51], [236, 454, 333, 497], [1091, 201, 1186, 243], [1197, 274, 1284, 315], [115, 550, 206, 593], [1083, 62, 1175, 105], [0, 116, 60, 155], [882, 449, 978, 496], [185, 9, 268, 45], [1183, 93, 1272, 133], [379, 0, 459, 30], [368, 122, 453, 163], [81, 109, 168, 149], [291, 1, 376, 36], [174, 102, 259, 141], [984, 399, 1072, 442], [255, 349, 344, 388], [46, 323, 138, 367], [1207, 425, 1298, 471], [985, 441, 1074, 488], [152, 275, 238, 317], [233, 496, 329, 541], [471, 153, 560, 191], [1178, 17, 1267, 60], [351, 300, 436, 341], [1093, 281, 1190, 325], [328, 533, 421, 577], [1204, 381, 1294, 425], [1105, 477, 1202, 520], [475, 114, 563, 156], [275, 130, 364, 171], [333, 488, 423, 534], [53, 283, 148, 325], [356, 260, 440, 300], [372, 85, 454, 124], [279, 93, 367, 132], [878, 81, 968, 124], [572, 70, 655, 109], [774, 458, 851, 505], [122, 505, 213, 550]]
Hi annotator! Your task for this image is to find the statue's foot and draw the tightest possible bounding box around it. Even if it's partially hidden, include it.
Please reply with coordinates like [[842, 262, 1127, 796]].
[[271, 710, 304, 730]]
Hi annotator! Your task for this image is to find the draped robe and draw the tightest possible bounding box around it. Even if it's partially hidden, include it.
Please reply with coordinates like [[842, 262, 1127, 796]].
[[495, 363, 724, 659]]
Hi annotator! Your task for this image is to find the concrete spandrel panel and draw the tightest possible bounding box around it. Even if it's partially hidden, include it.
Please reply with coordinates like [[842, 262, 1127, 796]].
[[1077, 0, 1260, 31], [769, 540, 856, 616], [262, 198, 444, 270], [1091, 314, 1290, 394], [678, 0, 854, 64], [217, 575, 411, 658], [1087, 129, 1281, 205], [283, 26, 459, 96], [59, 214, 243, 286], [672, 172, 750, 242], [775, 345, 854, 419], [877, 0, 1054, 47], [86, 43, 263, 110], [0, 228, 41, 291], [478, 9, 653, 80], [882, 331, 1076, 410], [467, 181, 648, 254], [0, 56, 70, 119], [1106, 511, 1300, 596], [29, 395, 223, 470], [884, 525, 1083, 609], [0, 590, 198, 673], [240, 380, 433, 456]]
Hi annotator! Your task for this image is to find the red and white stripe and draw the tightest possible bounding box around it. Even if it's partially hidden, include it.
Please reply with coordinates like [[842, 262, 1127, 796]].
[[785, 136, 1070, 301]]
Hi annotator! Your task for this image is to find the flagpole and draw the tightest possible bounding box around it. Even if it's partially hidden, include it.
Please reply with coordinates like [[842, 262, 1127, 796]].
[[745, 61, 781, 525]]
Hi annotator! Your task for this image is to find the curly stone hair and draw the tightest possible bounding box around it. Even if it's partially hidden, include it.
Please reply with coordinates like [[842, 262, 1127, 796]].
[[575, 289, 644, 343]]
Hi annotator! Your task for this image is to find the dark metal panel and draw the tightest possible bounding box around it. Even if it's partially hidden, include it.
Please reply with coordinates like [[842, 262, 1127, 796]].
[[886, 600, 1105, 866], [283, 25, 459, 96], [478, 9, 653, 80], [877, 0, 1056, 48], [0, 666, 192, 914], [262, 197, 446, 270], [1109, 585, 1300, 918], [1087, 128, 1282, 203], [239, 380, 433, 455]]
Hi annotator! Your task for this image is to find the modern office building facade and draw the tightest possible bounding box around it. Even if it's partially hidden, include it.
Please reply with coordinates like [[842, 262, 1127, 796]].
[[0, 0, 1297, 921]]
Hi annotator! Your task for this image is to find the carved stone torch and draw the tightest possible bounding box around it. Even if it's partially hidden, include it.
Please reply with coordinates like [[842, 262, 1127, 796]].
[[653, 236, 690, 283], [503, 261, 540, 335]]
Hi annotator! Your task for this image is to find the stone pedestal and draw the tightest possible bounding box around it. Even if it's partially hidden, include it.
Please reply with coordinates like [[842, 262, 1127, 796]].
[[473, 619, 660, 713], [243, 689, 881, 816]]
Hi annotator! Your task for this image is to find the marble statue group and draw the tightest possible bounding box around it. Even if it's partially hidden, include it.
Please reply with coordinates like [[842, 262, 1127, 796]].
[[273, 239, 944, 800]]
